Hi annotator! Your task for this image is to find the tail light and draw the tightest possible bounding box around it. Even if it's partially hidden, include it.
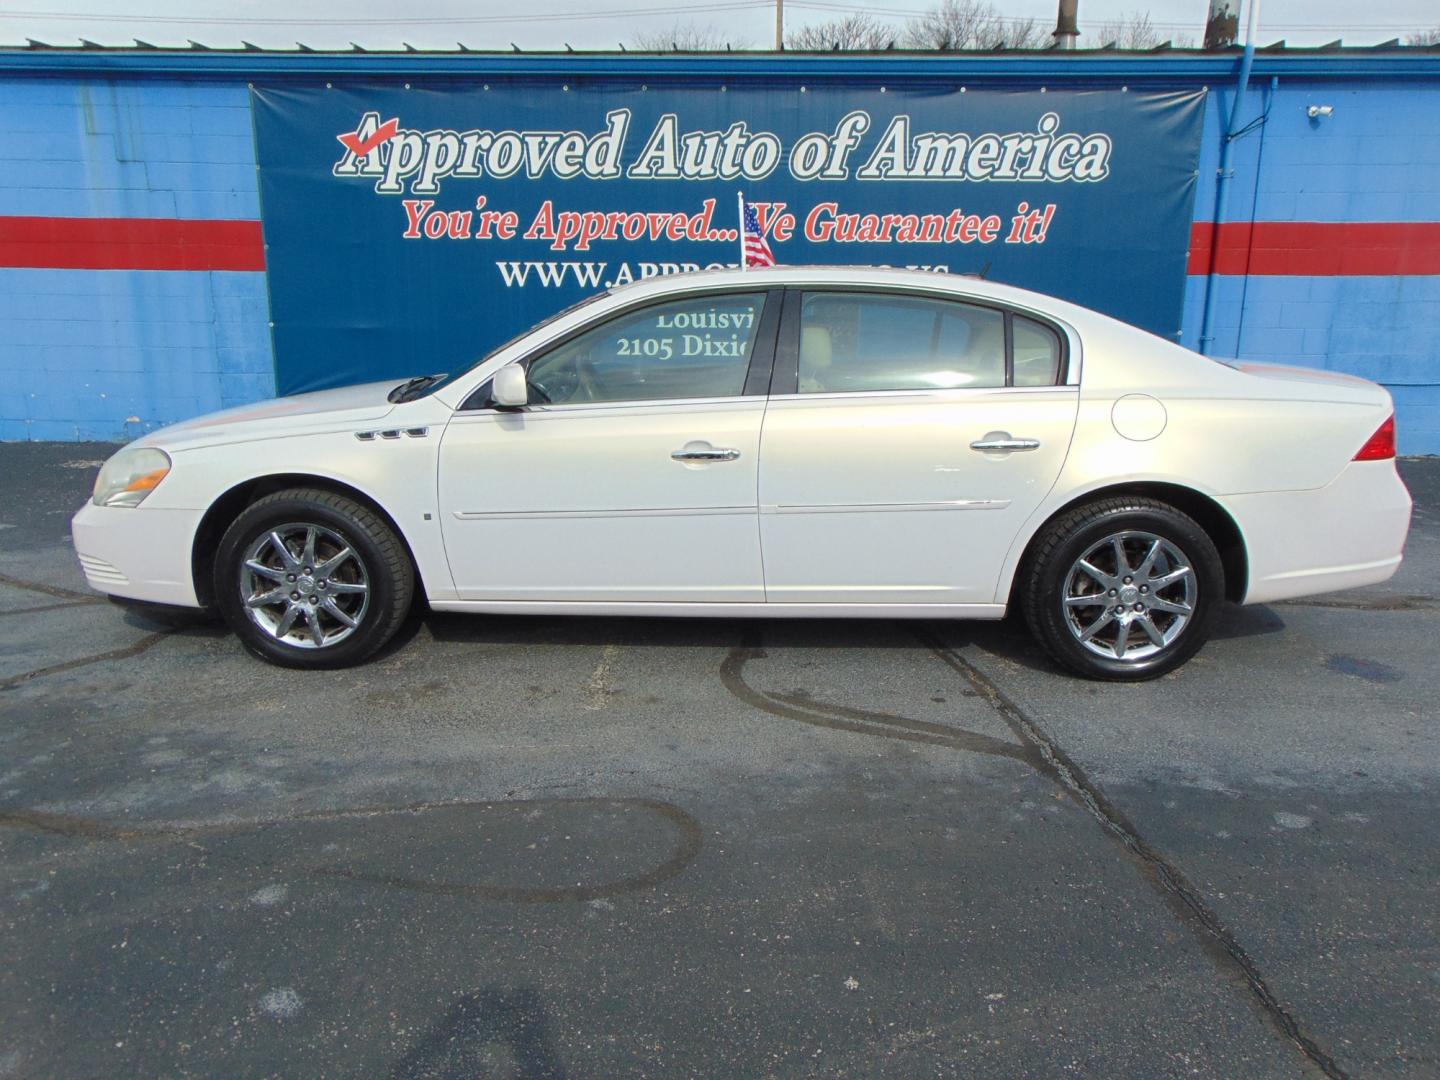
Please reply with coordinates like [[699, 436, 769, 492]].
[[1353, 414, 1396, 461]]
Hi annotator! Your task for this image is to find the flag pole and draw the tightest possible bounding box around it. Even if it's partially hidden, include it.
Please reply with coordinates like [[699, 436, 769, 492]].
[[737, 190, 746, 271]]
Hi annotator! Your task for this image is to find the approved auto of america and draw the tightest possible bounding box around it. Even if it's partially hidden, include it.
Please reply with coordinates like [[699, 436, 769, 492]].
[[73, 267, 1412, 680]]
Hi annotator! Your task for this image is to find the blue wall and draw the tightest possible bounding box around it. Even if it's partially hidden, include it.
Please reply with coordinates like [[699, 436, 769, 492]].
[[0, 56, 1436, 451], [0, 78, 275, 442], [1181, 79, 1440, 453]]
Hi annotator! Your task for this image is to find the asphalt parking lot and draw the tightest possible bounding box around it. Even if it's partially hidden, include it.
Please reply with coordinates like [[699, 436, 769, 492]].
[[1, 444, 1436, 1078]]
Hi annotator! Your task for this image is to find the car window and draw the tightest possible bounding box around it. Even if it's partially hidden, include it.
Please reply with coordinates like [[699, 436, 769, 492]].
[[1013, 315, 1063, 387], [798, 292, 1006, 394], [524, 292, 767, 405]]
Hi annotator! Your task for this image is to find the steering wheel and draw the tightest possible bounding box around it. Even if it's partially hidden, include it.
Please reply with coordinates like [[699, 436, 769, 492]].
[[527, 363, 581, 404]]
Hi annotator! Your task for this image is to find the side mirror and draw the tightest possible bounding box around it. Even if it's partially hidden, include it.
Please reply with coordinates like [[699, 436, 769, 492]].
[[490, 364, 529, 408]]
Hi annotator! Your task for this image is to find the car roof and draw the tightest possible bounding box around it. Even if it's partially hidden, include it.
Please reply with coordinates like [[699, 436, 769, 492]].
[[604, 265, 1089, 323], [610, 264, 977, 294]]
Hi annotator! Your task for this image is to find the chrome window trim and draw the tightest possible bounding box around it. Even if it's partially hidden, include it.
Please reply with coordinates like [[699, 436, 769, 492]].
[[448, 395, 762, 421]]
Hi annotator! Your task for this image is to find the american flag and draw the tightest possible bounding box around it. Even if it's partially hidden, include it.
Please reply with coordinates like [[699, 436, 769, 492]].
[[741, 199, 776, 269]]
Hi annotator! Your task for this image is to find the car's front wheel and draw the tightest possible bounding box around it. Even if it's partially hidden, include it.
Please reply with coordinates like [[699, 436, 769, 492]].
[[215, 488, 414, 668], [1020, 497, 1225, 681]]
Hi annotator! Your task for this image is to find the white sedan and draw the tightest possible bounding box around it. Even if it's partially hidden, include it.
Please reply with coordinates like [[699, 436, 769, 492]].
[[72, 267, 1412, 680]]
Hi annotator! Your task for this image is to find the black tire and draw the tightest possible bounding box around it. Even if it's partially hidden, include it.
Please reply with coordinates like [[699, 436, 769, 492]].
[[1020, 497, 1225, 681], [214, 488, 414, 669]]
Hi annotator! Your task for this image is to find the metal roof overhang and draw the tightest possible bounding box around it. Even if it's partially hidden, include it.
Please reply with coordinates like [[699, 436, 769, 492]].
[[0, 48, 1437, 82]]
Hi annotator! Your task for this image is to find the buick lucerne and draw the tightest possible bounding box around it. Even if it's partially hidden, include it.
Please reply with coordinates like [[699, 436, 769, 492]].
[[72, 267, 1412, 680]]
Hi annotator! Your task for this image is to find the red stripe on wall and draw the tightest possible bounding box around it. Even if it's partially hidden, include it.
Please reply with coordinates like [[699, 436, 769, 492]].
[[0, 216, 265, 271], [1189, 221, 1440, 277], [3, 215, 1434, 278]]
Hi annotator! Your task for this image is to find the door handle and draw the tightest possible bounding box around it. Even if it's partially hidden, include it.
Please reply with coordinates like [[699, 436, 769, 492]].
[[671, 447, 741, 462], [970, 434, 1041, 453]]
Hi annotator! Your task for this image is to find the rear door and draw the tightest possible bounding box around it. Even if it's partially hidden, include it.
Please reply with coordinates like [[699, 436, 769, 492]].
[[757, 288, 1079, 605]]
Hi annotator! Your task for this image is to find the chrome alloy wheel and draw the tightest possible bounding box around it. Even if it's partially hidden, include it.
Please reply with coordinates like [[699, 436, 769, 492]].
[[238, 522, 370, 649], [1061, 530, 1197, 663]]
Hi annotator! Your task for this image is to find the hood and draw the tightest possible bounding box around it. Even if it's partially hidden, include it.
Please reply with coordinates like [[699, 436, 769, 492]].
[[133, 380, 401, 451]]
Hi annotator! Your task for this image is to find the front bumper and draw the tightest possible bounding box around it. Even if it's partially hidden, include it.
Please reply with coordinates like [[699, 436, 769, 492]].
[[1225, 459, 1413, 605], [71, 501, 206, 607]]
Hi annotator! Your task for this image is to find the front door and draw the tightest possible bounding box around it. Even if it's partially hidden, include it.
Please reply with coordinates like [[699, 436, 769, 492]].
[[439, 289, 778, 602], [758, 289, 1079, 605]]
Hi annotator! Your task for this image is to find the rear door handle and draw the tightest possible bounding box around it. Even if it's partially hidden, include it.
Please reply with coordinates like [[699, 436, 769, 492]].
[[671, 447, 741, 462], [970, 434, 1041, 453]]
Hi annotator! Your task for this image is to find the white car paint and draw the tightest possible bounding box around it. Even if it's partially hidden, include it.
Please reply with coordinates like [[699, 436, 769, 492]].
[[440, 397, 768, 602], [72, 266, 1411, 625]]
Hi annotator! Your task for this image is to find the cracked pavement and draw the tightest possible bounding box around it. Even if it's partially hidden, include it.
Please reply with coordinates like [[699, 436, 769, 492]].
[[1, 443, 1436, 1077]]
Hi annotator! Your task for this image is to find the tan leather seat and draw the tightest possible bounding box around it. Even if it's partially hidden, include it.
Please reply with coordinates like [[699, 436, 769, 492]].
[[799, 325, 832, 393], [965, 316, 1006, 383]]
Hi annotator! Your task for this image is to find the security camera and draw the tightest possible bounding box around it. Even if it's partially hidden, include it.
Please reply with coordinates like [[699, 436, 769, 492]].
[[1306, 105, 1334, 119]]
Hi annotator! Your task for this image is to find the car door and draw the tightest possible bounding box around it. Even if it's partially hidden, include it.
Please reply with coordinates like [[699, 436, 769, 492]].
[[758, 288, 1079, 606], [438, 288, 779, 602]]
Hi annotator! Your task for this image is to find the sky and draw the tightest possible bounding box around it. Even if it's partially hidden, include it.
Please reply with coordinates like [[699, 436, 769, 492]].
[[1, 0, 1435, 52]]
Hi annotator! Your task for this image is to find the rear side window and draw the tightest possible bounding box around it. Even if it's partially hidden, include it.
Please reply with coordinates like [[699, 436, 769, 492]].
[[798, 292, 1005, 393], [793, 291, 1066, 393], [1013, 315, 1063, 387]]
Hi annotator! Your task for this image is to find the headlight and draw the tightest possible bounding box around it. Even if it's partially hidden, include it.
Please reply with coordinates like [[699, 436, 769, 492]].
[[92, 448, 171, 508]]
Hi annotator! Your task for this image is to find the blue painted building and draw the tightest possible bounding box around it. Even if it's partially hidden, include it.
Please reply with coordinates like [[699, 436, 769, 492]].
[[1182, 77, 1440, 452], [0, 75, 269, 441], [1, 47, 1437, 450]]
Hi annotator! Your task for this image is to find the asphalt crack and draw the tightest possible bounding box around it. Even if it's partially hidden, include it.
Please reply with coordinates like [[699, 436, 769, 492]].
[[0, 572, 102, 603], [920, 629, 1348, 1080], [584, 642, 622, 710], [718, 625, 1347, 1078], [0, 601, 96, 618], [0, 797, 703, 904], [719, 636, 1037, 766], [1277, 594, 1434, 612], [0, 631, 172, 692]]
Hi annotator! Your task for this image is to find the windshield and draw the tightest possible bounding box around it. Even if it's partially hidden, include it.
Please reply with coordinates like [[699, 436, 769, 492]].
[[395, 290, 613, 401]]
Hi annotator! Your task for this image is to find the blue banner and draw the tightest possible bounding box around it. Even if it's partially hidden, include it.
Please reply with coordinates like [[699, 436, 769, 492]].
[[253, 83, 1204, 395]]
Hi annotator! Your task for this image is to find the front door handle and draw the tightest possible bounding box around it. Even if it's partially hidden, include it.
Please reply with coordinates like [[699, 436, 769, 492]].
[[671, 447, 741, 463], [970, 433, 1041, 453]]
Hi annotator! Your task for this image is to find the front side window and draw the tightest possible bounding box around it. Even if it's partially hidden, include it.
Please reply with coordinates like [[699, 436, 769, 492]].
[[798, 292, 1006, 394], [523, 292, 767, 405]]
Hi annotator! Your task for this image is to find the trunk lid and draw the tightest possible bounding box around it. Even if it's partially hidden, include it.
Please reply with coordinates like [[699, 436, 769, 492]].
[[1224, 361, 1391, 407]]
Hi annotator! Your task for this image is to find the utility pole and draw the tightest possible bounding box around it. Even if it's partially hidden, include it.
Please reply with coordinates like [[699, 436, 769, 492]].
[[775, 0, 784, 49], [1205, 0, 1241, 48], [1052, 0, 1079, 49]]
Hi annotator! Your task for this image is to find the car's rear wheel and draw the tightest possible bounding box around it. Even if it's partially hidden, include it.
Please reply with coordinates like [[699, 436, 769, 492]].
[[1021, 497, 1224, 681], [215, 488, 413, 669]]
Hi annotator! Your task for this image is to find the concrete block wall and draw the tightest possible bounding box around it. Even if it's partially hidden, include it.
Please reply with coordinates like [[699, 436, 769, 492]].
[[0, 78, 275, 441], [1181, 80, 1440, 453]]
